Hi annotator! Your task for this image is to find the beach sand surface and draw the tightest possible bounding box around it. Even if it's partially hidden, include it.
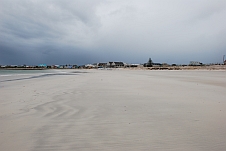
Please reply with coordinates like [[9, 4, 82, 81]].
[[0, 70, 226, 151]]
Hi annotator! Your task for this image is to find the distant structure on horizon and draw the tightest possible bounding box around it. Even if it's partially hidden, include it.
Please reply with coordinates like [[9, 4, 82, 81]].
[[2, 56, 226, 69], [224, 55, 226, 65], [143, 58, 162, 67], [85, 62, 126, 69], [189, 61, 202, 66], [143, 58, 153, 67], [107, 62, 125, 68]]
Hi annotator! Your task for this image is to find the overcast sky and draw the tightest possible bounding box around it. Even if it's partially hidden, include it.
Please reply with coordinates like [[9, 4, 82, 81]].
[[0, 0, 226, 65]]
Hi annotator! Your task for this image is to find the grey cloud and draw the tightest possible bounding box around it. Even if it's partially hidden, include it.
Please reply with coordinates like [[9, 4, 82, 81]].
[[0, 0, 226, 65]]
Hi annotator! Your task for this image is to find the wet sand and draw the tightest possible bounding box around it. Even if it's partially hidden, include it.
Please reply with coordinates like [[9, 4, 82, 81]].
[[0, 70, 226, 151]]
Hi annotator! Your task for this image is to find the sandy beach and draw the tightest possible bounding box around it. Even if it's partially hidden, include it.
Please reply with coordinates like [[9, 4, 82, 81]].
[[0, 69, 226, 151]]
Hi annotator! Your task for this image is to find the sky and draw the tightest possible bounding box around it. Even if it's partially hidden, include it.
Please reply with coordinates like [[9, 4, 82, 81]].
[[0, 0, 226, 65]]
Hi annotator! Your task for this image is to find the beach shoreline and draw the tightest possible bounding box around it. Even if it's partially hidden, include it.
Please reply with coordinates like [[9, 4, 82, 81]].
[[1, 70, 226, 151]]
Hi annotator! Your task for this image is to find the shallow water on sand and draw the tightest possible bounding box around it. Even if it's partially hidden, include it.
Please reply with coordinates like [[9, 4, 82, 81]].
[[0, 69, 80, 82], [0, 69, 51, 75]]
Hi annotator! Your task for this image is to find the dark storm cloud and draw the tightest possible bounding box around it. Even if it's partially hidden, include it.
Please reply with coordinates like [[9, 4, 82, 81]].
[[0, 0, 226, 65]]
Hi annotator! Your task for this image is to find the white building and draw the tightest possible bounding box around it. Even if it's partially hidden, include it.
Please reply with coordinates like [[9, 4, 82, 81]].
[[189, 61, 202, 66]]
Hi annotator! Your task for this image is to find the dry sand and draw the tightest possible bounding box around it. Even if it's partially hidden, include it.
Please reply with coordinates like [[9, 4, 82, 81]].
[[0, 69, 226, 151]]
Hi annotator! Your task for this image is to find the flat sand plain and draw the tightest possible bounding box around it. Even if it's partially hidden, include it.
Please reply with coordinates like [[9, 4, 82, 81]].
[[0, 69, 226, 151]]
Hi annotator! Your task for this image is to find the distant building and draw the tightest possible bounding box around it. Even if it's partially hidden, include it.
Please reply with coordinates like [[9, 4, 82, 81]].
[[67, 65, 73, 69], [114, 62, 125, 68], [97, 63, 107, 68], [38, 64, 47, 68], [85, 64, 95, 69], [126, 64, 140, 68], [72, 65, 78, 68], [59, 65, 64, 68], [9, 65, 18, 68], [189, 61, 202, 66], [52, 65, 60, 68], [107, 62, 115, 68], [107, 62, 125, 68], [162, 63, 169, 67], [152, 63, 162, 67]]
